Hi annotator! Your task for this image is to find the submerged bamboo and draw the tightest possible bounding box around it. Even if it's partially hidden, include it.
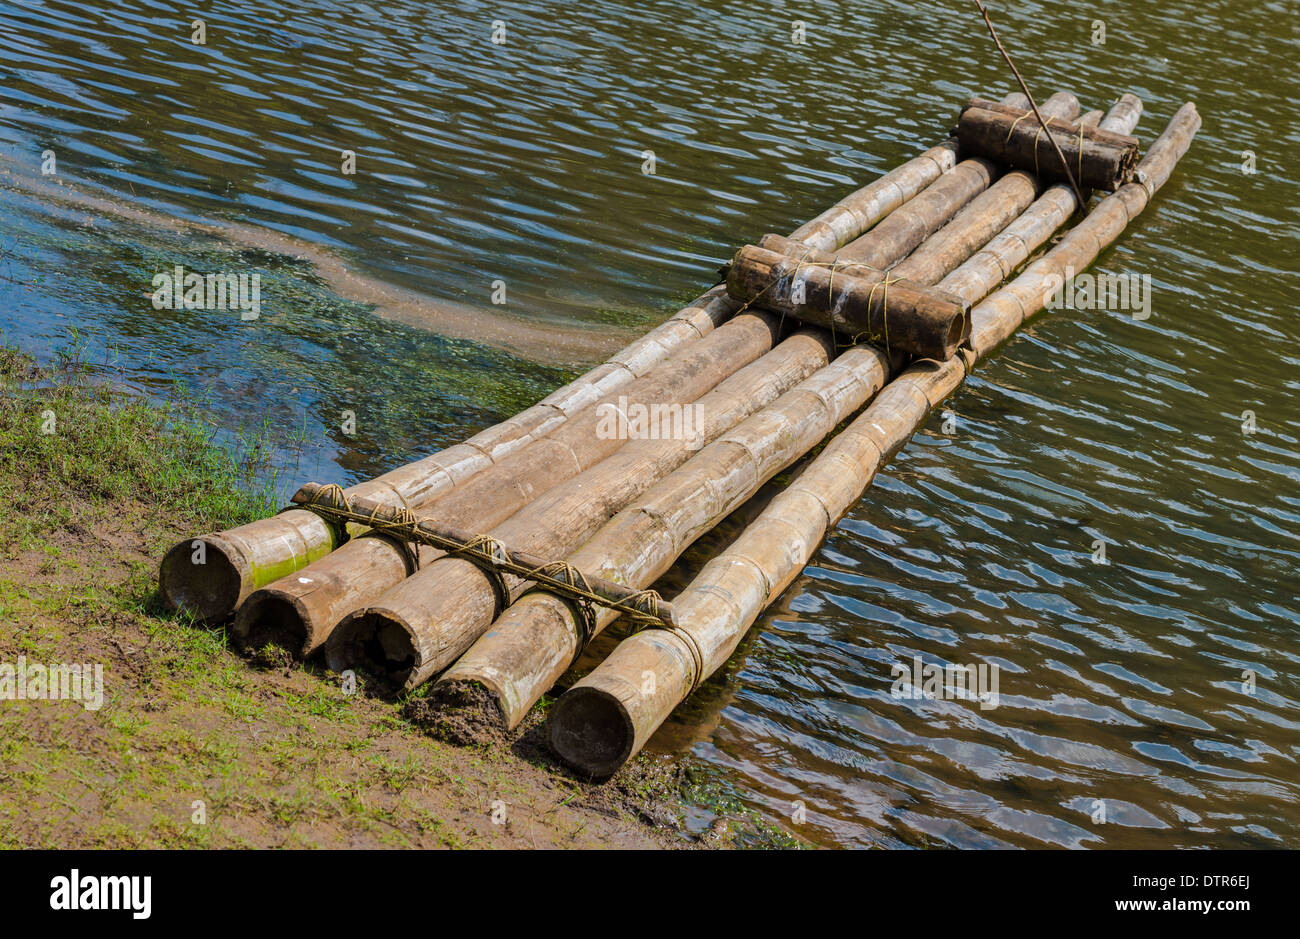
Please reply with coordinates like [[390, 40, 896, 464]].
[[547, 101, 1200, 777], [324, 329, 844, 689], [233, 311, 789, 657], [160, 286, 739, 623]]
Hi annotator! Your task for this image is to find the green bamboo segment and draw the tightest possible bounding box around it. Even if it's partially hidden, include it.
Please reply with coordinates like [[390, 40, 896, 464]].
[[547, 101, 1200, 777], [159, 286, 740, 624]]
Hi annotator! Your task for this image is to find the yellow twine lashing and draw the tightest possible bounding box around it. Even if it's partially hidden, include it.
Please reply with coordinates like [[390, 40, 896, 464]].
[[292, 484, 675, 632], [1005, 111, 1032, 141], [865, 273, 901, 356], [1032, 116, 1063, 178]]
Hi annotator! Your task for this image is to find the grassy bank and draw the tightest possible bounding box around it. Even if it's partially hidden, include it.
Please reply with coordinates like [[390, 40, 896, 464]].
[[0, 344, 693, 848]]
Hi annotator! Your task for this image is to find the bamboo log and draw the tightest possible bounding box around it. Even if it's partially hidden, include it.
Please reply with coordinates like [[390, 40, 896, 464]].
[[548, 101, 1199, 777], [836, 92, 1079, 267], [162, 90, 1038, 625], [416, 93, 1079, 735], [324, 329, 845, 690], [788, 92, 1028, 252], [724, 243, 970, 360], [957, 102, 1140, 192], [888, 93, 1083, 285], [159, 286, 739, 624], [232, 311, 792, 657], [284, 483, 678, 625]]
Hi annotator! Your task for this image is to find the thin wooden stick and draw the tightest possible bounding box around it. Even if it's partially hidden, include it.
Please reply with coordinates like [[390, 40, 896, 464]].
[[973, 0, 1089, 215]]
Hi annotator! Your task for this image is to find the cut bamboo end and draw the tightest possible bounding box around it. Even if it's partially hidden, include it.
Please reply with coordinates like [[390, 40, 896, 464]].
[[546, 685, 635, 779], [159, 534, 250, 625], [325, 608, 421, 694], [230, 591, 312, 658]]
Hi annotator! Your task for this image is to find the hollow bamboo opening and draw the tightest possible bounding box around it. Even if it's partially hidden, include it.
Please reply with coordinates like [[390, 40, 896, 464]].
[[232, 594, 310, 658], [546, 686, 634, 780], [327, 612, 419, 694], [159, 538, 244, 624]]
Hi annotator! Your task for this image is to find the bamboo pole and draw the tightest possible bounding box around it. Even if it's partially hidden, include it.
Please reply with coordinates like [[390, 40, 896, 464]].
[[232, 311, 796, 657], [836, 92, 1079, 267], [973, 0, 1089, 212], [788, 91, 1028, 252], [547, 101, 1200, 777], [164, 120, 969, 627], [160, 286, 739, 623]]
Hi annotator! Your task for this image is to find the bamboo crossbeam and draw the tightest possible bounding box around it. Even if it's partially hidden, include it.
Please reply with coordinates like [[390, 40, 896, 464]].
[[957, 101, 1140, 191], [836, 92, 1079, 266], [285, 483, 677, 627], [724, 243, 971, 360], [937, 94, 1142, 311], [547, 101, 1200, 777]]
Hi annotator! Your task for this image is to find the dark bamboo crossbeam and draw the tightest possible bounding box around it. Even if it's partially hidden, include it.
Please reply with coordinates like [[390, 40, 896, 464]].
[[725, 240, 971, 360], [290, 483, 676, 628], [957, 103, 1139, 191], [973, 0, 1089, 212]]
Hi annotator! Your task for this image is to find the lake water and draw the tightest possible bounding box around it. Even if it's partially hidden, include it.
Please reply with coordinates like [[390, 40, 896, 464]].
[[1, 0, 1297, 848]]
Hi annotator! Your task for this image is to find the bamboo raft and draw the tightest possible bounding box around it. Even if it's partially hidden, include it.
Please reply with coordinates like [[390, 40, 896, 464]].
[[160, 90, 1199, 777]]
